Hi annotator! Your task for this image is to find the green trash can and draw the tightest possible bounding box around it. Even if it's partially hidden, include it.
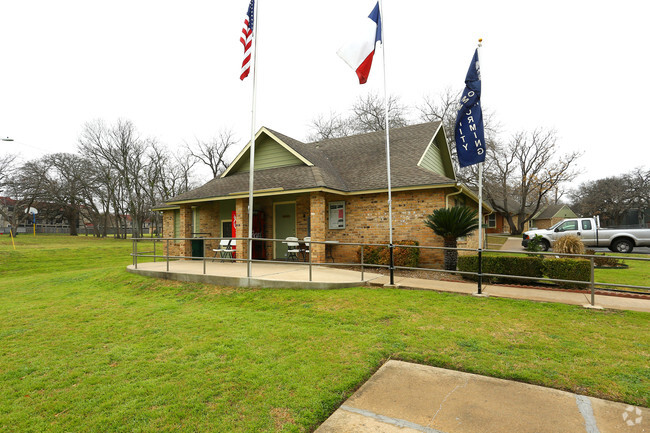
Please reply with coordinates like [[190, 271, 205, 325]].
[[191, 238, 204, 260]]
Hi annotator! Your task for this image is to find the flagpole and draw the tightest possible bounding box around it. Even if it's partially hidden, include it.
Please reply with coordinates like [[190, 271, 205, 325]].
[[247, 0, 259, 279], [378, 0, 394, 286], [476, 38, 484, 295]]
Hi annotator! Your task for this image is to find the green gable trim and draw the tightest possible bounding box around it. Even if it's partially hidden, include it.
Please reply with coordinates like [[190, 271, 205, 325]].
[[417, 125, 456, 180], [418, 139, 445, 175], [222, 128, 313, 178], [230, 135, 303, 173]]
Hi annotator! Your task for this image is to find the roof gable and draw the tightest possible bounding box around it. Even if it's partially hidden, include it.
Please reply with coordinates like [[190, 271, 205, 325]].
[[416, 123, 456, 180], [533, 204, 577, 220], [222, 128, 313, 177], [167, 122, 456, 204]]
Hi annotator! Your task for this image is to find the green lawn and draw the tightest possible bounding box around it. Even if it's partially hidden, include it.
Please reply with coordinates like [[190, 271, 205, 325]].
[[1, 234, 649, 432], [594, 254, 650, 289]]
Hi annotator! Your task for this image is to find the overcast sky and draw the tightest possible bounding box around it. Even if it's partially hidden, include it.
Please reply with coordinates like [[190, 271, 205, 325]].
[[1, 0, 647, 185]]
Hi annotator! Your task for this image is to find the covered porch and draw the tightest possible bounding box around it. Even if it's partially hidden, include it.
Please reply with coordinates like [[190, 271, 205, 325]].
[[163, 190, 346, 264]]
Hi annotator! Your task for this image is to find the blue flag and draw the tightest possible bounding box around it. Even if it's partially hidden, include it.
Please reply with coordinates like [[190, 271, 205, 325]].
[[455, 49, 485, 167]]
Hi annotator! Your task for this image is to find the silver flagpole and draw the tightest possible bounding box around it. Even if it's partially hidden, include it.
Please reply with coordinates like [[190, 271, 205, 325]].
[[247, 0, 259, 279], [378, 0, 394, 285], [476, 38, 484, 295]]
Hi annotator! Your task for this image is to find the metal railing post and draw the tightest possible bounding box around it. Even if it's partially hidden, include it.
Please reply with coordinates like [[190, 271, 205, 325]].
[[590, 256, 595, 306], [153, 239, 156, 263], [134, 239, 138, 269], [389, 243, 395, 285], [361, 245, 364, 281], [166, 239, 170, 272], [309, 242, 312, 282]]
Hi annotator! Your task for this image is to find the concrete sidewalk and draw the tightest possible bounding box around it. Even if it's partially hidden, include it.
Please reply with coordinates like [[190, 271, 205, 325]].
[[316, 360, 649, 433], [369, 275, 650, 313]]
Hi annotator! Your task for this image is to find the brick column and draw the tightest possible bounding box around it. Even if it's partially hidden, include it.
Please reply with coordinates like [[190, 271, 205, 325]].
[[179, 205, 193, 257], [235, 198, 249, 260], [309, 192, 326, 263]]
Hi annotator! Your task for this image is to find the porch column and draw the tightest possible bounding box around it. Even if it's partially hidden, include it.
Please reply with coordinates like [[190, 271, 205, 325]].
[[235, 198, 249, 261], [309, 192, 326, 263], [179, 205, 193, 257]]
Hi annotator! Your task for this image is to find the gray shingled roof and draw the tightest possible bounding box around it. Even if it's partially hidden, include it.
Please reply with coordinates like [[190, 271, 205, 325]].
[[168, 121, 452, 203]]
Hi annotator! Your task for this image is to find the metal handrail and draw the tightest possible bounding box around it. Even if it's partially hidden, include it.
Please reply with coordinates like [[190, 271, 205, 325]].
[[130, 236, 650, 305]]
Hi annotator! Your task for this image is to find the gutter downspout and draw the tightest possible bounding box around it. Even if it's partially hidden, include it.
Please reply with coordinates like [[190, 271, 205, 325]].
[[446, 184, 464, 208]]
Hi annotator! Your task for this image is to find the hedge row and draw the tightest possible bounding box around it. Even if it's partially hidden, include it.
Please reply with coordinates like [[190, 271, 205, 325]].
[[358, 240, 420, 268], [457, 255, 591, 289]]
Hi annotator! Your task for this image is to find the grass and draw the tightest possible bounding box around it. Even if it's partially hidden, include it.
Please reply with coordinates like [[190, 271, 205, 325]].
[[593, 254, 650, 289], [1, 234, 649, 432]]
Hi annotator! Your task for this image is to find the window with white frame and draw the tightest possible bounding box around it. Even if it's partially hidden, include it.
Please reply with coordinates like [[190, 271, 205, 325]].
[[487, 213, 496, 228]]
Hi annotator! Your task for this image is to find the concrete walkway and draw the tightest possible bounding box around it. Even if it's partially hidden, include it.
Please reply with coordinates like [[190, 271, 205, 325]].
[[128, 260, 650, 313], [316, 360, 649, 433], [499, 236, 525, 252], [127, 260, 383, 290]]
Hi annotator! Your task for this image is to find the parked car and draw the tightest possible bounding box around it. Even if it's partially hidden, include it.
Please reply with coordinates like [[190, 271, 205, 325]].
[[522, 217, 650, 253]]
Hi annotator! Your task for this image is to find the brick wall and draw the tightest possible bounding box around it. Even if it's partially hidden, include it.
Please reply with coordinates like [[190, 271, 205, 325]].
[[319, 189, 449, 266], [159, 187, 483, 266]]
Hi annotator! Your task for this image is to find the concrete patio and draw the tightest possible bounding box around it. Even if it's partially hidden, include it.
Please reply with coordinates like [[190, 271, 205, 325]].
[[127, 259, 383, 290]]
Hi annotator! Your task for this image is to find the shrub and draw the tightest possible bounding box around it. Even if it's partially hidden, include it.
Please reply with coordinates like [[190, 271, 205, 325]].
[[457, 255, 544, 284], [553, 235, 585, 255], [359, 240, 420, 268], [585, 249, 623, 268], [542, 258, 590, 289], [526, 234, 545, 252]]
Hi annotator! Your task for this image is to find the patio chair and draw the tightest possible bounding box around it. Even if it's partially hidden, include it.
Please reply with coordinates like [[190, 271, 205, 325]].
[[212, 239, 233, 262], [285, 237, 300, 261], [300, 237, 310, 261]]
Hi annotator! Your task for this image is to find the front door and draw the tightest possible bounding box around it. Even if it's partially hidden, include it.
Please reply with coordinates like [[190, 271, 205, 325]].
[[274, 202, 296, 259]]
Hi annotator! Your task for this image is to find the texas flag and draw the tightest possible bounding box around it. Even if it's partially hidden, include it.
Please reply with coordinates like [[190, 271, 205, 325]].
[[337, 2, 382, 84]]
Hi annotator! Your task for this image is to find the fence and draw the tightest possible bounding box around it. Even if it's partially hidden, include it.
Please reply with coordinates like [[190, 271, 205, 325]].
[[130, 236, 650, 307]]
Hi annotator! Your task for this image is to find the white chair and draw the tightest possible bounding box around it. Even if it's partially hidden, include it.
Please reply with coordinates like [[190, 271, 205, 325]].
[[212, 239, 233, 261], [285, 237, 300, 261], [300, 237, 311, 261]]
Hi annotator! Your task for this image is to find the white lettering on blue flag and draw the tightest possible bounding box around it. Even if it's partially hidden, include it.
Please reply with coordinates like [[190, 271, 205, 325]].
[[454, 49, 485, 168]]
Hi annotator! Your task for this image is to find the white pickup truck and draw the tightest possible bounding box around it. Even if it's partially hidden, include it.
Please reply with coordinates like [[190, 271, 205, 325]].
[[521, 217, 650, 253]]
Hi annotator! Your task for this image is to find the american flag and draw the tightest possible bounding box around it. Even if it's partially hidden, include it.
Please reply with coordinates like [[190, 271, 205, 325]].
[[240, 0, 255, 81]]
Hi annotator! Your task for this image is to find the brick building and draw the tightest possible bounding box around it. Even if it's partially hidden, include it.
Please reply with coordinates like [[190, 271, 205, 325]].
[[155, 122, 490, 266]]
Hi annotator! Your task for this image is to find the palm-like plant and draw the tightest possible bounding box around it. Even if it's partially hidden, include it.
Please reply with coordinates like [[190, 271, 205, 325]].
[[424, 206, 479, 270]]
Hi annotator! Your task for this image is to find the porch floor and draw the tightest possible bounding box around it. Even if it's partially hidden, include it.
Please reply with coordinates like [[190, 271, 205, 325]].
[[127, 259, 383, 290]]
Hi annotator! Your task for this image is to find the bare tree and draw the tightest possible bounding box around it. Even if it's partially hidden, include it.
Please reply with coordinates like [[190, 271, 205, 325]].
[[571, 176, 628, 226], [0, 159, 50, 233], [42, 153, 87, 236], [78, 119, 151, 238], [0, 154, 17, 185], [187, 129, 237, 179], [307, 92, 410, 140], [483, 129, 581, 234], [571, 167, 649, 226], [417, 88, 501, 182], [351, 92, 409, 133], [307, 111, 354, 141]]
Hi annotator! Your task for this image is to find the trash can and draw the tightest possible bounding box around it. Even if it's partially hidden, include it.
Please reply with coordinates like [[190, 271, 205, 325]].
[[191, 238, 205, 259]]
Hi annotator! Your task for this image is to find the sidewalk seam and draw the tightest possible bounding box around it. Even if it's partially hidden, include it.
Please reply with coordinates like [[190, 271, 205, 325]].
[[575, 394, 601, 433], [340, 405, 447, 433]]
